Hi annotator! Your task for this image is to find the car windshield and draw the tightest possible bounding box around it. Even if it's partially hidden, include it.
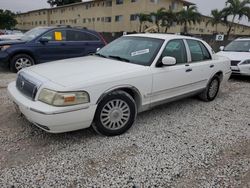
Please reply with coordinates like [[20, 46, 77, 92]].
[[96, 36, 164, 66], [224, 40, 250, 52], [20, 27, 50, 41]]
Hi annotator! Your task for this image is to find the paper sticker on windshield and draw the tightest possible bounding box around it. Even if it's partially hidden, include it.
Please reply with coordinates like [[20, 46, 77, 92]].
[[131, 49, 150, 56], [54, 32, 62, 41]]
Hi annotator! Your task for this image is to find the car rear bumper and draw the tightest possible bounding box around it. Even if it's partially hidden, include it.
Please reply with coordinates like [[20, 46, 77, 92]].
[[7, 82, 97, 133]]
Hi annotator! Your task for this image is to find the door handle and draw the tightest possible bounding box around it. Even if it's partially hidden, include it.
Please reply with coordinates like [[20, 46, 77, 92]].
[[210, 64, 214, 68], [186, 68, 192, 72]]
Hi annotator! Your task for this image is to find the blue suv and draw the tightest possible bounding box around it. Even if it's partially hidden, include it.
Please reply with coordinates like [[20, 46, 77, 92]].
[[0, 26, 106, 72]]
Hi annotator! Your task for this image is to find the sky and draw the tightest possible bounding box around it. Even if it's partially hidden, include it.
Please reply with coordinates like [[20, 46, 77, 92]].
[[0, 0, 249, 26]]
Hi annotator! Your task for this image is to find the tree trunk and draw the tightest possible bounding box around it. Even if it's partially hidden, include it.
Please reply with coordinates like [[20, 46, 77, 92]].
[[164, 27, 168, 33], [139, 22, 142, 33], [226, 15, 236, 38], [184, 22, 188, 34]]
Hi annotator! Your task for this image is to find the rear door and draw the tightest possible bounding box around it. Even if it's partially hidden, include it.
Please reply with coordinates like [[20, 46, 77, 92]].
[[184, 39, 214, 90], [64, 29, 104, 58]]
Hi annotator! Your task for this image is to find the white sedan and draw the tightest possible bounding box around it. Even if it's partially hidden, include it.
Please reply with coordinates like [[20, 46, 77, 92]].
[[8, 34, 231, 136], [217, 38, 250, 76]]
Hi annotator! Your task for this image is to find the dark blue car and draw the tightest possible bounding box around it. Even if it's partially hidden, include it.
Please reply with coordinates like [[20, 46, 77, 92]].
[[0, 26, 106, 72]]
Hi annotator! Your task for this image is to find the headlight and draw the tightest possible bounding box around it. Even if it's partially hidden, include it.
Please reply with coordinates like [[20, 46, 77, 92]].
[[38, 89, 90, 106], [0, 45, 11, 51], [241, 60, 250, 65]]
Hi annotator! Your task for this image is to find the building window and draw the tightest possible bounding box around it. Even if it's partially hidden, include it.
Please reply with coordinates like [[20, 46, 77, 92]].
[[92, 18, 95, 22], [150, 0, 159, 3], [105, 17, 112, 22], [170, 1, 178, 11], [97, 17, 100, 21], [130, 14, 138, 21], [115, 15, 123, 22], [88, 18, 91, 23], [83, 18, 86, 23], [106, 0, 112, 6], [116, 0, 123, 5], [131, 0, 138, 2], [101, 17, 104, 22]]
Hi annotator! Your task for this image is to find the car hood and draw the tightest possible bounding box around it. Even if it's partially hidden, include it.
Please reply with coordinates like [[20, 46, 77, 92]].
[[0, 39, 26, 45], [26, 56, 147, 87], [216, 51, 250, 61]]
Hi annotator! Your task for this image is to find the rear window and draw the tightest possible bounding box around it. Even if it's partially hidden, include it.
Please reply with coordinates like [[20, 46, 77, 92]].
[[66, 30, 99, 41]]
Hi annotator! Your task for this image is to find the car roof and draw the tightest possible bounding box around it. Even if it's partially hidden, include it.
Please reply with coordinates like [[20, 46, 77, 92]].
[[235, 38, 250, 41], [126, 33, 203, 41]]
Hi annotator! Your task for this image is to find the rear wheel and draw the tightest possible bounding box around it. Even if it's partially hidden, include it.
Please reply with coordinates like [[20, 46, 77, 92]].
[[93, 91, 137, 136], [199, 75, 220, 102], [10, 54, 34, 73]]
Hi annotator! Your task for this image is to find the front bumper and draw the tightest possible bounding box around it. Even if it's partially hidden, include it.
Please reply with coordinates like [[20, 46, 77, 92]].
[[231, 65, 250, 76], [7, 82, 97, 133], [0, 51, 9, 67]]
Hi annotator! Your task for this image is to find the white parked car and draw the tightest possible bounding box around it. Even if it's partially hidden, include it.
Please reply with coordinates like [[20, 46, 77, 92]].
[[8, 34, 231, 136], [217, 38, 250, 76], [0, 33, 24, 41]]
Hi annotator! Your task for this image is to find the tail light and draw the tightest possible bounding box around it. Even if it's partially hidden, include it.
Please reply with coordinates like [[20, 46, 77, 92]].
[[98, 33, 107, 45]]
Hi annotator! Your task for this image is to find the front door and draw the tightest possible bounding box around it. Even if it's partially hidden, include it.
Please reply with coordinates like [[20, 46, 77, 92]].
[[34, 29, 69, 63]]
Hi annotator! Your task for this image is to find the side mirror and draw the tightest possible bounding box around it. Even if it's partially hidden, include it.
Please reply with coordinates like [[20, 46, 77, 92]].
[[219, 46, 224, 51], [162, 56, 176, 66], [96, 48, 100, 52], [39, 37, 49, 44]]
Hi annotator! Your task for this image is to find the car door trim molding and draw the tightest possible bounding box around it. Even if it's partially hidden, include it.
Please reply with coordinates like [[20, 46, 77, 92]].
[[145, 79, 207, 98]]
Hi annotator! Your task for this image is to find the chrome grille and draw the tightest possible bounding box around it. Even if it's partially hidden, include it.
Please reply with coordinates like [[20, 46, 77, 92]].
[[231, 61, 240, 66], [16, 72, 42, 100]]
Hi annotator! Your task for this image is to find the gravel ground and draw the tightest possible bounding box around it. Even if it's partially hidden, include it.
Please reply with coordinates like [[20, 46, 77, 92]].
[[0, 67, 249, 187]]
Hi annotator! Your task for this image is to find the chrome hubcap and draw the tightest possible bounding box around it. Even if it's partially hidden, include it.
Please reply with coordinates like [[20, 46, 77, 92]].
[[15, 58, 32, 71], [100, 99, 130, 130], [208, 79, 219, 98]]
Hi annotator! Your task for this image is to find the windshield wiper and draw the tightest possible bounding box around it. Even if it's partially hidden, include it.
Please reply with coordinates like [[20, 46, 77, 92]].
[[108, 55, 131, 62], [95, 53, 107, 58]]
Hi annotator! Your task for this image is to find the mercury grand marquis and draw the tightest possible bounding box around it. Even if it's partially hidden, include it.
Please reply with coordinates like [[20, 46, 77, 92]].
[[8, 34, 232, 136]]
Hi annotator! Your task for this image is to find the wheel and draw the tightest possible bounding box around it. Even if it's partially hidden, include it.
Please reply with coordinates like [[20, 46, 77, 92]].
[[199, 75, 221, 102], [10, 54, 34, 73], [93, 90, 137, 136]]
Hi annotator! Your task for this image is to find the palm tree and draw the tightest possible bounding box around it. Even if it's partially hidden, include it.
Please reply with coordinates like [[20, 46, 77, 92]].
[[150, 8, 166, 32], [137, 13, 152, 33], [206, 9, 225, 34], [222, 0, 250, 37], [177, 5, 201, 34], [161, 10, 177, 33]]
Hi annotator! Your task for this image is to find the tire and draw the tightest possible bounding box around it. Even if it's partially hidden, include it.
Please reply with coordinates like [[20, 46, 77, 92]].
[[199, 75, 221, 102], [10, 54, 35, 73], [93, 90, 137, 136]]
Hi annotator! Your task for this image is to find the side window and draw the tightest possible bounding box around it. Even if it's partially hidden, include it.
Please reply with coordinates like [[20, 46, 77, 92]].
[[66, 30, 99, 41], [41, 30, 66, 41], [161, 39, 187, 64], [187, 40, 211, 62], [200, 42, 212, 60]]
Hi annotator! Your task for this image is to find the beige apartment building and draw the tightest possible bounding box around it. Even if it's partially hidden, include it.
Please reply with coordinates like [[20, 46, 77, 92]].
[[16, 0, 250, 35]]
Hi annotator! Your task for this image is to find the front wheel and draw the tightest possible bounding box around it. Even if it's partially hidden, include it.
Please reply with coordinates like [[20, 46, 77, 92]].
[[199, 75, 221, 102], [10, 54, 35, 73], [93, 91, 137, 136]]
